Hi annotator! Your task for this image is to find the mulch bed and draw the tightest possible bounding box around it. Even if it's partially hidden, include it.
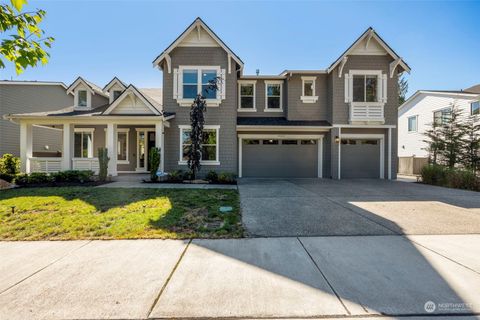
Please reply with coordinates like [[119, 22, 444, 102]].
[[14, 181, 113, 188], [142, 179, 237, 185]]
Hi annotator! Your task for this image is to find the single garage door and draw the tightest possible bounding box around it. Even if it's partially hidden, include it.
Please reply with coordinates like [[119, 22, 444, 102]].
[[341, 139, 381, 178], [242, 139, 318, 178]]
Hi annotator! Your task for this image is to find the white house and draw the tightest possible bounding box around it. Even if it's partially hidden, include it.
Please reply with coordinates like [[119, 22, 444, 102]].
[[398, 85, 479, 160]]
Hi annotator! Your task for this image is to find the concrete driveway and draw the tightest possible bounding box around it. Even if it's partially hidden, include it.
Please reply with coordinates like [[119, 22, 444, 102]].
[[239, 178, 480, 237]]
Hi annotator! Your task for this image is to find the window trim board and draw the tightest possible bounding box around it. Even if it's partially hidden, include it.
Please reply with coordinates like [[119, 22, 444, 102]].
[[178, 125, 220, 165]]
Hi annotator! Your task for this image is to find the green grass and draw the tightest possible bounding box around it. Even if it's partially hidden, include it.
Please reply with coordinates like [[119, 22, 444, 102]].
[[0, 187, 243, 240]]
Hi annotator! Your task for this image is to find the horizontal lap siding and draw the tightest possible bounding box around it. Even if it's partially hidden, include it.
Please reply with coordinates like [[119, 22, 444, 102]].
[[287, 74, 328, 121]]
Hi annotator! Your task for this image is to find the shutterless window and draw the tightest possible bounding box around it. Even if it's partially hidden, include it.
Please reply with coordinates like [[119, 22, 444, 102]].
[[113, 90, 122, 100], [78, 90, 87, 107], [74, 131, 93, 158], [239, 83, 255, 109], [262, 139, 279, 145], [471, 101, 480, 115], [434, 108, 451, 125], [303, 80, 314, 96], [408, 116, 417, 132], [117, 132, 128, 161], [352, 75, 378, 102], [243, 139, 260, 145], [266, 84, 281, 109], [301, 140, 316, 145], [281, 140, 298, 145], [181, 128, 217, 162]]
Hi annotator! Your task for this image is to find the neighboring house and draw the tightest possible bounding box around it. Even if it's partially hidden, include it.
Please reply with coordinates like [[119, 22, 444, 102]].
[[0, 81, 74, 157], [398, 86, 480, 159], [3, 18, 409, 179]]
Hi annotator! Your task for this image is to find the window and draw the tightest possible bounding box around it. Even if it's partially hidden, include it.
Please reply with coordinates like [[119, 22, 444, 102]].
[[301, 77, 318, 103], [281, 140, 298, 145], [244, 139, 260, 145], [353, 75, 378, 102], [408, 116, 417, 132], [77, 90, 87, 107], [117, 130, 129, 163], [113, 90, 122, 100], [434, 108, 451, 125], [301, 140, 317, 145], [182, 67, 218, 99], [74, 129, 94, 158], [238, 82, 256, 110], [179, 126, 219, 164], [471, 101, 480, 116], [265, 81, 282, 111], [262, 139, 279, 145]]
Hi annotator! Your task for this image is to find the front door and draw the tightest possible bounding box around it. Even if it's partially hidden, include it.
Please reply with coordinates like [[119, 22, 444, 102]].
[[136, 129, 156, 172]]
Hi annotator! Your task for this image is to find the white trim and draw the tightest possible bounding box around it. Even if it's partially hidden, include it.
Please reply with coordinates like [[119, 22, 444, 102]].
[[0, 81, 67, 89], [73, 128, 95, 159], [116, 128, 130, 164], [388, 128, 392, 180], [238, 81, 256, 111], [237, 125, 331, 132], [332, 124, 396, 128], [237, 133, 324, 178], [407, 115, 418, 133], [340, 133, 385, 179], [103, 85, 161, 115], [399, 90, 480, 111], [301, 76, 318, 103], [176, 65, 222, 107], [103, 77, 126, 93], [264, 80, 283, 112], [178, 125, 220, 165], [338, 127, 341, 179], [135, 128, 155, 171]]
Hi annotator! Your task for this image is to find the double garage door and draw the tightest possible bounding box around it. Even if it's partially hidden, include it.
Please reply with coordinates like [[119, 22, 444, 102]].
[[242, 139, 318, 178]]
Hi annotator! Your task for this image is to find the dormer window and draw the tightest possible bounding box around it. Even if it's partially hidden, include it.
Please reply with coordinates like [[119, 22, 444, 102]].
[[113, 90, 122, 100], [78, 90, 87, 107], [301, 76, 318, 103]]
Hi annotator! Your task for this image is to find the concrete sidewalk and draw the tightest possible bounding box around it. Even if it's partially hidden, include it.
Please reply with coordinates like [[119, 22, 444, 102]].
[[0, 235, 479, 319]]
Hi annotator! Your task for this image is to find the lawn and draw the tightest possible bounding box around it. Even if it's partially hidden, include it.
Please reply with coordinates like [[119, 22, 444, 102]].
[[0, 187, 243, 240]]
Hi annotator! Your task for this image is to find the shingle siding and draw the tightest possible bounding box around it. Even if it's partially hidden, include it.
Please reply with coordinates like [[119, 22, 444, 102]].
[[286, 74, 329, 121]]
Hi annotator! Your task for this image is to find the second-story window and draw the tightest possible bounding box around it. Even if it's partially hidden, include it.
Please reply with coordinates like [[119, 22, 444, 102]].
[[353, 75, 378, 102], [408, 115, 417, 132], [182, 68, 218, 99], [113, 90, 122, 100], [78, 90, 87, 107], [301, 76, 318, 103], [471, 101, 480, 116], [434, 108, 451, 125], [265, 81, 282, 111], [238, 82, 255, 110]]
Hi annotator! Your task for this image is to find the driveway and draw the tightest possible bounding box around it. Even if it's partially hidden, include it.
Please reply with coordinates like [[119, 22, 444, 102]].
[[239, 178, 480, 237]]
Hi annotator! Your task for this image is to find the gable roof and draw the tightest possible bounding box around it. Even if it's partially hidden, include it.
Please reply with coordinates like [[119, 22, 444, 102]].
[[327, 27, 411, 74], [399, 90, 479, 111], [66, 76, 108, 97], [103, 77, 127, 92], [0, 80, 68, 89], [152, 17, 243, 69], [465, 84, 480, 94], [102, 84, 162, 115]]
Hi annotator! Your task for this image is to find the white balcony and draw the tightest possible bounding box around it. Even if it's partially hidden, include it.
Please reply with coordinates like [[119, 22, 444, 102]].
[[30, 157, 62, 173], [349, 102, 385, 123], [73, 158, 100, 174]]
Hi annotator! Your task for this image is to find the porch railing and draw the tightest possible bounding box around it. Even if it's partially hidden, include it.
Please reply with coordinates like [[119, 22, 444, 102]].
[[30, 157, 62, 173], [350, 103, 384, 122], [73, 158, 100, 174]]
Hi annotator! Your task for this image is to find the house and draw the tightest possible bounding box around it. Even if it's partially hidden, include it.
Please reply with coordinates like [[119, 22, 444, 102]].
[[398, 86, 479, 173], [3, 18, 409, 179], [0, 81, 74, 157]]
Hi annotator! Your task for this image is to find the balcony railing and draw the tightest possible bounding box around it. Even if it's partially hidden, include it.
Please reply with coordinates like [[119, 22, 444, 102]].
[[73, 158, 99, 174], [350, 102, 385, 123], [30, 157, 62, 173]]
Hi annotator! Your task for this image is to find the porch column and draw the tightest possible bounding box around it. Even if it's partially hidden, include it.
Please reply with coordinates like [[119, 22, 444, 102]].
[[155, 122, 164, 172], [62, 123, 74, 170], [20, 122, 33, 173], [388, 128, 392, 180], [107, 123, 118, 176]]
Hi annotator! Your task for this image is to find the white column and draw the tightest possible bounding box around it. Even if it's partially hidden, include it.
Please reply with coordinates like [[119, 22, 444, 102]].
[[106, 123, 118, 176], [62, 123, 74, 171], [337, 127, 342, 180], [318, 136, 323, 178], [155, 122, 164, 172], [238, 137, 242, 178], [20, 122, 33, 173], [388, 128, 392, 180]]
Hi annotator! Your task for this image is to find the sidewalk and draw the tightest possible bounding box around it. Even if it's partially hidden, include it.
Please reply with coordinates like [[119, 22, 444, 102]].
[[0, 235, 479, 319]]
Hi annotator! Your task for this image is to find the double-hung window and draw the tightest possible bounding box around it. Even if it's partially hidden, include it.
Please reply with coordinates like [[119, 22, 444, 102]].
[[408, 115, 417, 132], [238, 81, 256, 111], [353, 75, 378, 102], [77, 90, 87, 107], [179, 125, 220, 165], [433, 108, 451, 125], [74, 129, 94, 158], [301, 76, 318, 103], [265, 81, 282, 111], [177, 66, 222, 103], [345, 70, 386, 105], [471, 101, 480, 116]]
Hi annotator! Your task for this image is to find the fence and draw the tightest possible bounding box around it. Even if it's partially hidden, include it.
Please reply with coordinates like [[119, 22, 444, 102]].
[[398, 157, 428, 175]]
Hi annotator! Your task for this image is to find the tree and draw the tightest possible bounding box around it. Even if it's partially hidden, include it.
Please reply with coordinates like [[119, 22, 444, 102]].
[[398, 75, 408, 105], [187, 77, 220, 180], [437, 105, 467, 168], [461, 117, 480, 173], [0, 0, 54, 74], [423, 122, 444, 165]]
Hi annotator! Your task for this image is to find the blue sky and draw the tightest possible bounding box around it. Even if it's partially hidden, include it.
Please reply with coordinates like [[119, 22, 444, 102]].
[[2, 0, 479, 97]]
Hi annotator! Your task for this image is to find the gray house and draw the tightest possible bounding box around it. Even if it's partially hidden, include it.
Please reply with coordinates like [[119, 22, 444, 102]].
[[4, 18, 409, 179]]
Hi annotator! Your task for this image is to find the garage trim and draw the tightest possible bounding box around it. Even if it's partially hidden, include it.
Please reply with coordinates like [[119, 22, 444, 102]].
[[339, 133, 385, 179], [238, 134, 324, 178]]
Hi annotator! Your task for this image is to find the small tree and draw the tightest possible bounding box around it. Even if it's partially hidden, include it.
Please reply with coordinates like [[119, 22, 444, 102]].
[[423, 122, 444, 165], [149, 147, 160, 182], [461, 118, 480, 173], [398, 75, 408, 105], [438, 105, 467, 168], [98, 147, 109, 182], [0, 153, 20, 175], [187, 77, 220, 180]]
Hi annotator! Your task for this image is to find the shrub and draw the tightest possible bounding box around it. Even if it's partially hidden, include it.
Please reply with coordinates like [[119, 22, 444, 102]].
[[182, 170, 194, 181], [0, 154, 20, 175], [98, 147, 109, 182], [51, 170, 93, 183], [149, 147, 160, 182], [0, 173, 15, 183], [420, 164, 446, 186], [217, 172, 237, 184], [167, 170, 184, 183], [13, 173, 29, 186], [28, 172, 53, 184], [444, 168, 479, 191], [205, 170, 218, 183]]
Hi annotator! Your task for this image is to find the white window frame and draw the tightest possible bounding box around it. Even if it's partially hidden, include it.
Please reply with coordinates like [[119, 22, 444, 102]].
[[433, 107, 451, 125], [178, 125, 220, 165], [177, 65, 222, 107], [346, 70, 386, 106], [407, 115, 418, 133], [75, 88, 90, 108], [116, 128, 130, 164], [238, 80, 256, 111], [300, 76, 318, 103], [264, 80, 283, 112], [471, 101, 480, 116], [73, 128, 95, 159]]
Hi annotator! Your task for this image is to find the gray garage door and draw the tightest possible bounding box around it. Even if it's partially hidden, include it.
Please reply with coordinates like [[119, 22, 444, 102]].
[[341, 139, 380, 178], [242, 139, 318, 178]]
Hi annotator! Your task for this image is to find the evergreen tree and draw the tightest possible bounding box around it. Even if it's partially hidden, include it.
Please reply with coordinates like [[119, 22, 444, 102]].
[[398, 76, 408, 105], [437, 105, 466, 168], [423, 122, 444, 165], [461, 117, 480, 172]]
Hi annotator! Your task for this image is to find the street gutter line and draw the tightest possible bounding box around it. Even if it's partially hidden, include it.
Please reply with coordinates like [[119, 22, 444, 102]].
[[297, 237, 352, 316], [0, 240, 93, 295]]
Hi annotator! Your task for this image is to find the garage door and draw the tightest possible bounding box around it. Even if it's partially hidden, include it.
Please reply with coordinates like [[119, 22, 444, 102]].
[[341, 139, 381, 178], [242, 139, 318, 178]]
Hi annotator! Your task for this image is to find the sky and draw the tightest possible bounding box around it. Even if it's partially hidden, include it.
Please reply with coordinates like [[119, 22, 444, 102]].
[[1, 0, 479, 97]]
